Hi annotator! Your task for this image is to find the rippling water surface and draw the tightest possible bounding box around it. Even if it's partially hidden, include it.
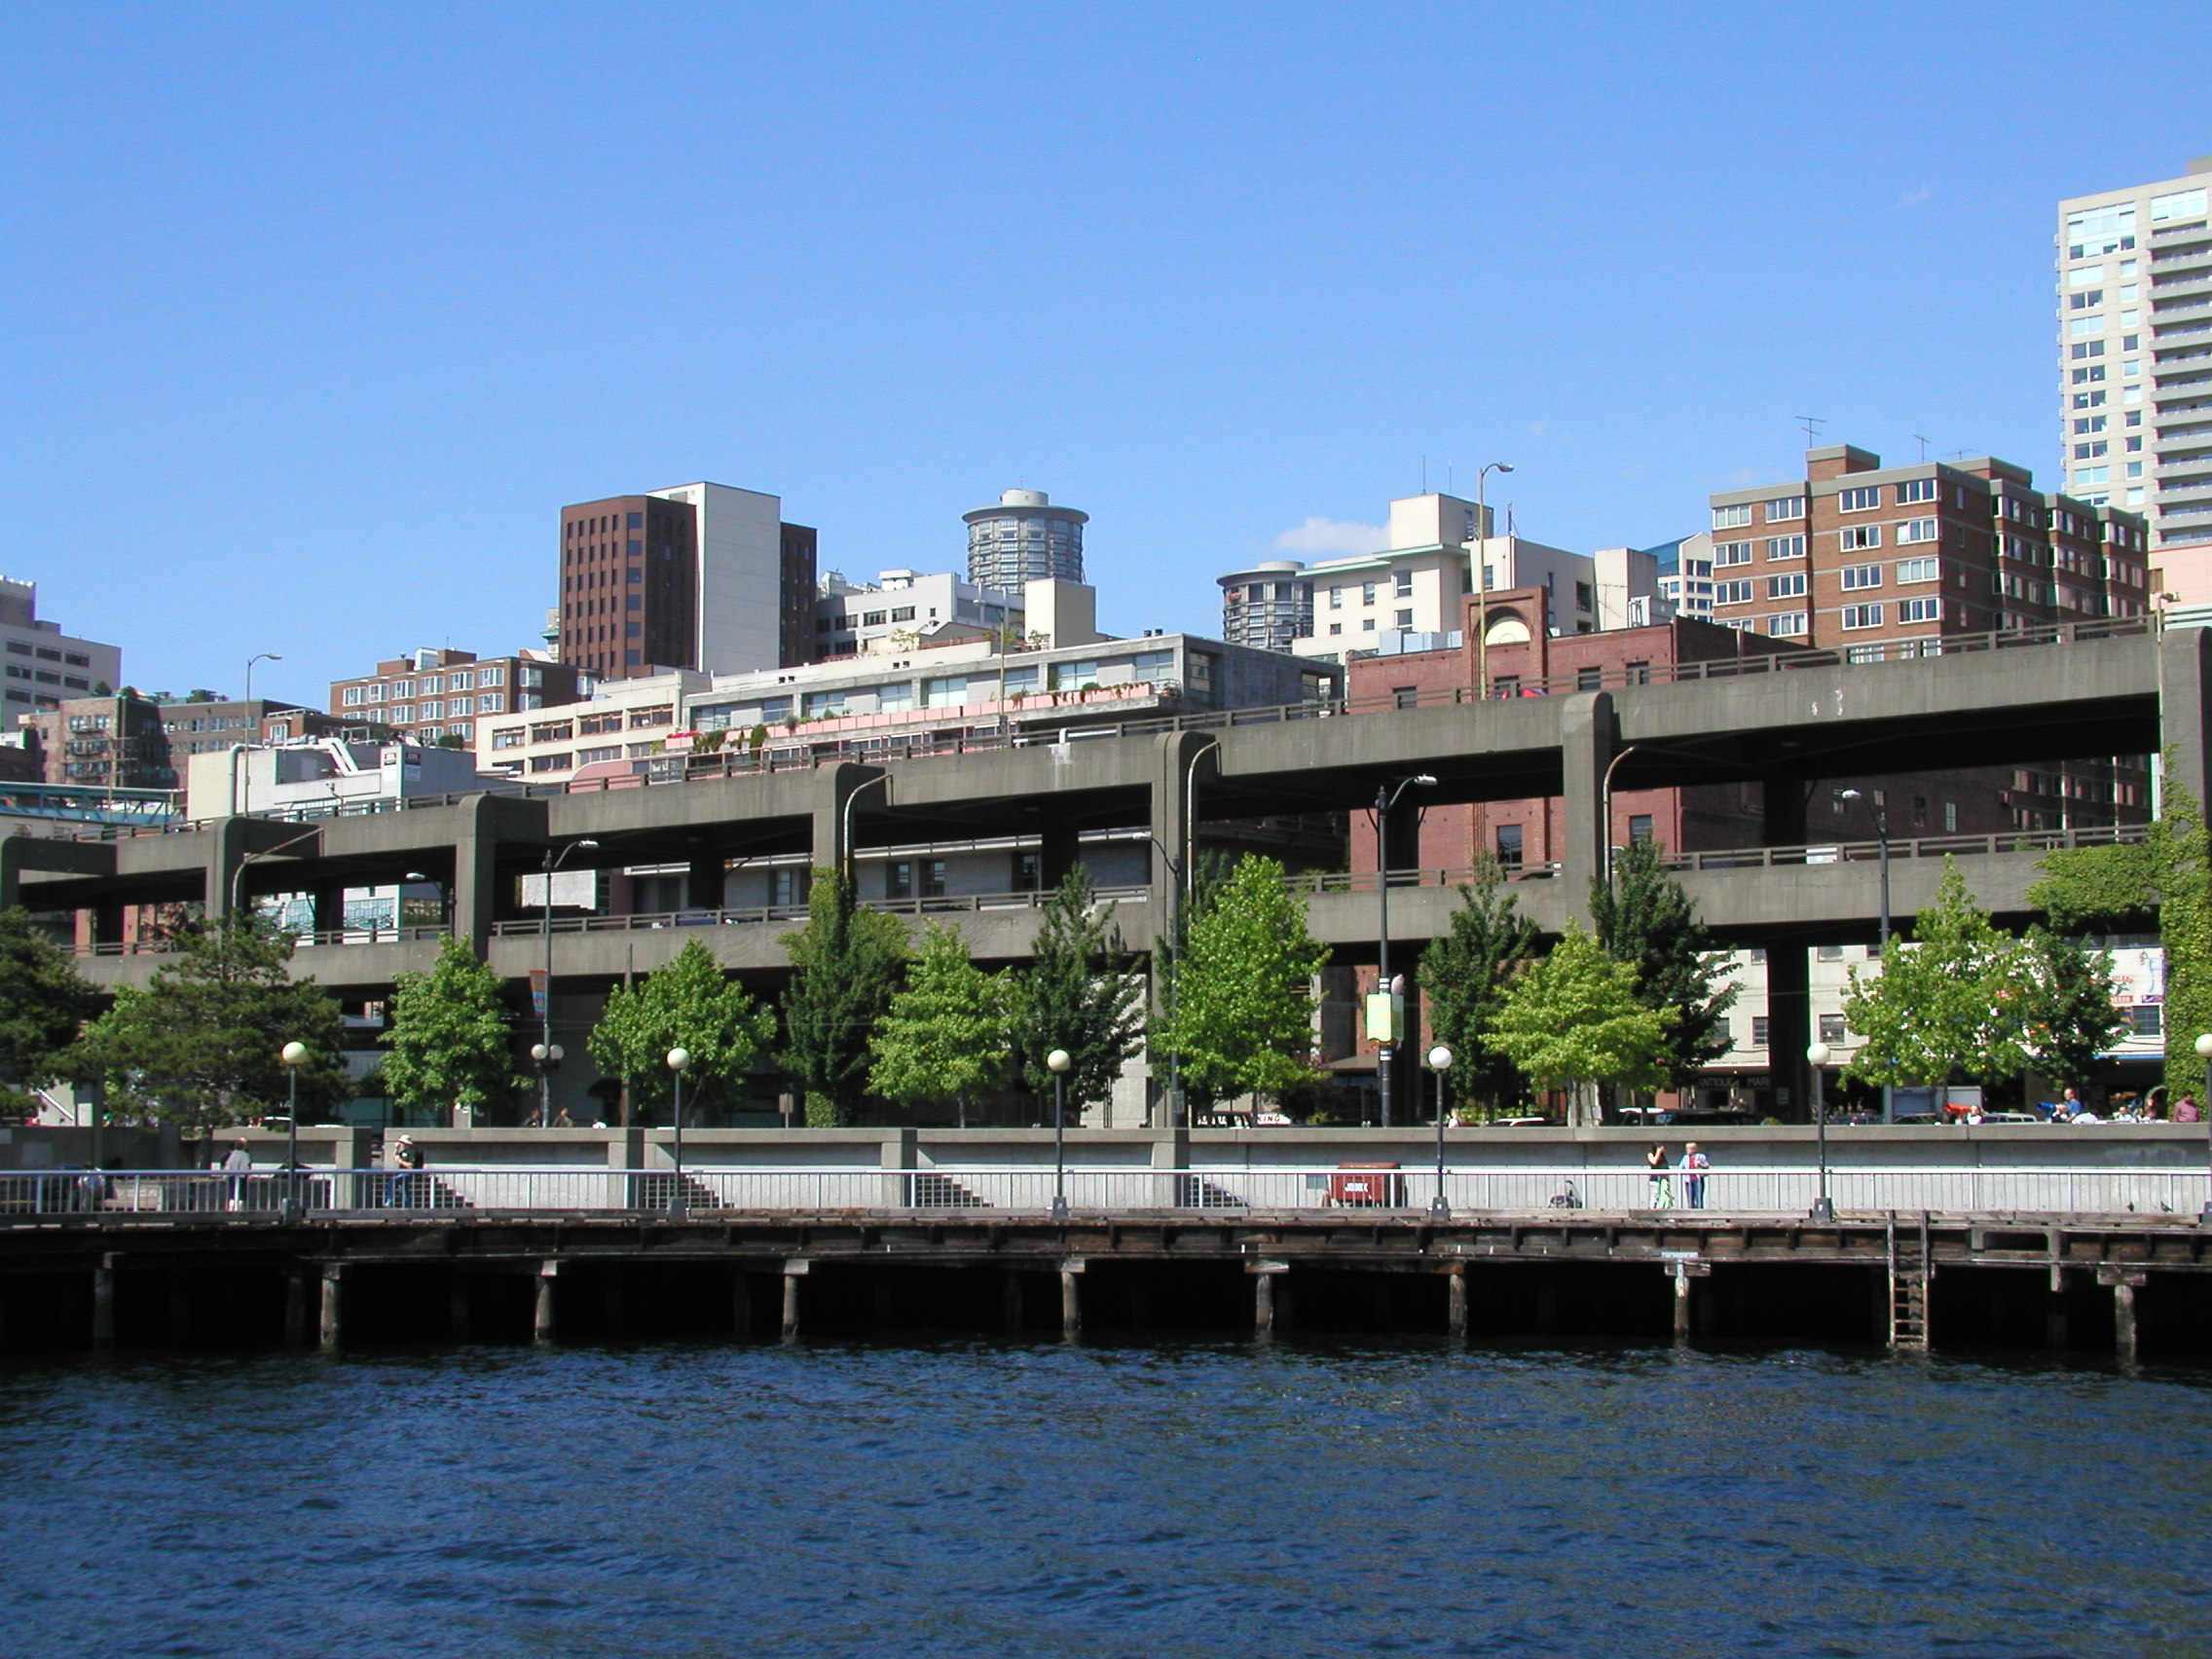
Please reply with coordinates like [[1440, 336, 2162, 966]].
[[3, 1340, 2208, 1658]]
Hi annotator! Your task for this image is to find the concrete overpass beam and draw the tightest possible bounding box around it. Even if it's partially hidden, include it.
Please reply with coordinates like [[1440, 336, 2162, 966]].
[[1765, 941, 1811, 1122], [454, 795, 548, 954], [687, 854, 726, 911]]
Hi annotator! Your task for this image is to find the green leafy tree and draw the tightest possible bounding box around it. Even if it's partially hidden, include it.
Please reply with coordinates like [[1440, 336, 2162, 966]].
[[0, 907, 99, 1089], [868, 924, 1014, 1124], [780, 866, 908, 1125], [1842, 860, 2027, 1089], [1590, 837, 1738, 1086], [1009, 864, 1144, 1114], [1156, 854, 1327, 1109], [1419, 859, 1536, 1118], [75, 916, 350, 1135], [593, 940, 777, 1121], [2016, 924, 2128, 1102], [1489, 924, 1675, 1122], [2031, 769, 2209, 1104], [382, 936, 519, 1121]]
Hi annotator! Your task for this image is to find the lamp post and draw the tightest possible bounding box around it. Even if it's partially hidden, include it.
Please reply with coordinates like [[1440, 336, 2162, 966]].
[[228, 825, 323, 923], [1047, 1048, 1072, 1219], [1471, 462, 1514, 700], [1840, 789, 1893, 1123], [666, 1047, 691, 1219], [238, 653, 282, 816], [2194, 1031, 2212, 1224], [243, 652, 282, 711], [1806, 1041, 1835, 1220], [537, 838, 600, 1125], [1426, 1043, 1455, 1219], [278, 1040, 309, 1221], [1374, 774, 1437, 1126]]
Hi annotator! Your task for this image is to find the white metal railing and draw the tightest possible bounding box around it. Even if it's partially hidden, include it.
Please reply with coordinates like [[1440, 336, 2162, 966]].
[[3, 1164, 2206, 1219]]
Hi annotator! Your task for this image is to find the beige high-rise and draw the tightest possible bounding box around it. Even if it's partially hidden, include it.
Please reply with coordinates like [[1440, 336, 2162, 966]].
[[2056, 157, 2212, 595]]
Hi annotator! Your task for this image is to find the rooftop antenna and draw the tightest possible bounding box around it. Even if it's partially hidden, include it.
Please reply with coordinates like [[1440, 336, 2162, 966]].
[[1795, 416, 1827, 445], [1447, 461, 1455, 494], [1948, 449, 1972, 461], [1421, 456, 1428, 494], [1913, 433, 1932, 462]]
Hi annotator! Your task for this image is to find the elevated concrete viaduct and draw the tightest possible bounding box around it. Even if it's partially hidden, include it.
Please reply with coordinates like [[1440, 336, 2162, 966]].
[[18, 627, 2204, 1101]]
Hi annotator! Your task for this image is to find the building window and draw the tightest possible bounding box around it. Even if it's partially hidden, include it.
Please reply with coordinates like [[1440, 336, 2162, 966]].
[[1751, 1016, 1771, 1048], [528, 753, 571, 773], [1841, 564, 1882, 590], [920, 859, 947, 899], [1714, 580, 1752, 605], [479, 693, 504, 713], [2129, 1005, 2164, 1037], [1837, 487, 1881, 513], [1766, 612, 1808, 637], [1328, 587, 1343, 609], [1896, 558, 1938, 584], [1840, 526, 1882, 553], [1762, 497, 1805, 522], [886, 860, 913, 900], [1841, 604, 1883, 630], [1628, 814, 1653, 844], [1943, 802, 1958, 833], [1394, 572, 1413, 597], [341, 686, 364, 707], [1765, 573, 1807, 600], [1014, 851, 1041, 891], [1494, 823, 1524, 871], [1818, 1014, 1847, 1043], [1896, 479, 1938, 505], [479, 666, 505, 687], [1393, 685, 1419, 710], [1715, 541, 1753, 566], [1899, 597, 1943, 623], [1361, 582, 1378, 605], [1394, 609, 1414, 628], [1713, 504, 1752, 529], [1763, 536, 1805, 561]]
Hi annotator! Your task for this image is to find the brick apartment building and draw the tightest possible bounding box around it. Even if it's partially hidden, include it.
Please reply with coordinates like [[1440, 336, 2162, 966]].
[[330, 648, 582, 747], [27, 693, 348, 790]]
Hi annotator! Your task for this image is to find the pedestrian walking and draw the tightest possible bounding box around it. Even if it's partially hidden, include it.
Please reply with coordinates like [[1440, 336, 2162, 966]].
[[385, 1134, 424, 1207], [1645, 1142, 1675, 1210], [221, 1138, 252, 1211], [1678, 1142, 1711, 1209]]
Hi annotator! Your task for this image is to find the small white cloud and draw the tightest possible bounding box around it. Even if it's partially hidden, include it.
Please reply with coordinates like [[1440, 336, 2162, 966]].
[[1899, 184, 1935, 208], [1528, 421, 1548, 437], [1274, 516, 1389, 556]]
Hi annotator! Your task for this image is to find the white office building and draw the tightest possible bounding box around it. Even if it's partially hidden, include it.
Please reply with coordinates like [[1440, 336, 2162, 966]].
[[2056, 157, 2212, 596], [642, 481, 794, 674], [1220, 493, 1661, 662]]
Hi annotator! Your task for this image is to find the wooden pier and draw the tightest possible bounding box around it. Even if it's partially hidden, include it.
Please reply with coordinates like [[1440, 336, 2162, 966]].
[[5, 1207, 2210, 1362]]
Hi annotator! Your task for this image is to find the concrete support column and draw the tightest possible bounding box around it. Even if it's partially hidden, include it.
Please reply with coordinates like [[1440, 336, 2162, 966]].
[[2158, 623, 2212, 812], [285, 1272, 307, 1346], [1037, 822, 1081, 890], [92, 901, 126, 948], [1253, 1263, 1287, 1339], [1764, 942, 1812, 1121], [92, 1261, 116, 1349], [310, 881, 346, 937], [1060, 1261, 1084, 1341], [1673, 1266, 1692, 1343], [1150, 733, 1220, 1127], [1559, 691, 1617, 926], [319, 1266, 344, 1349], [732, 1270, 753, 1338], [533, 1262, 558, 1344], [810, 764, 887, 874], [781, 1262, 806, 1344], [1447, 1267, 1469, 1343], [1003, 1271, 1024, 1332], [687, 854, 726, 911]]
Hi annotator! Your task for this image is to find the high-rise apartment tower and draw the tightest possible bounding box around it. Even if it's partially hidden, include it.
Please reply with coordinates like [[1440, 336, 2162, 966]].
[[963, 489, 1086, 590], [2056, 157, 2212, 591], [559, 482, 817, 680]]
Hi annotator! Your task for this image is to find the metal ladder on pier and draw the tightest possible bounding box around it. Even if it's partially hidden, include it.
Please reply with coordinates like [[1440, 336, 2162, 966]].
[[1887, 1211, 1930, 1351]]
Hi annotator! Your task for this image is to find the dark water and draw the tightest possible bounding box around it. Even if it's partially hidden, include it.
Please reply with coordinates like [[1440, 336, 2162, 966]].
[[2, 1341, 2207, 1659]]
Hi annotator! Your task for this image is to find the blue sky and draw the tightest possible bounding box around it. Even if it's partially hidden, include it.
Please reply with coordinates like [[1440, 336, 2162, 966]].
[[4, 1, 2207, 707]]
